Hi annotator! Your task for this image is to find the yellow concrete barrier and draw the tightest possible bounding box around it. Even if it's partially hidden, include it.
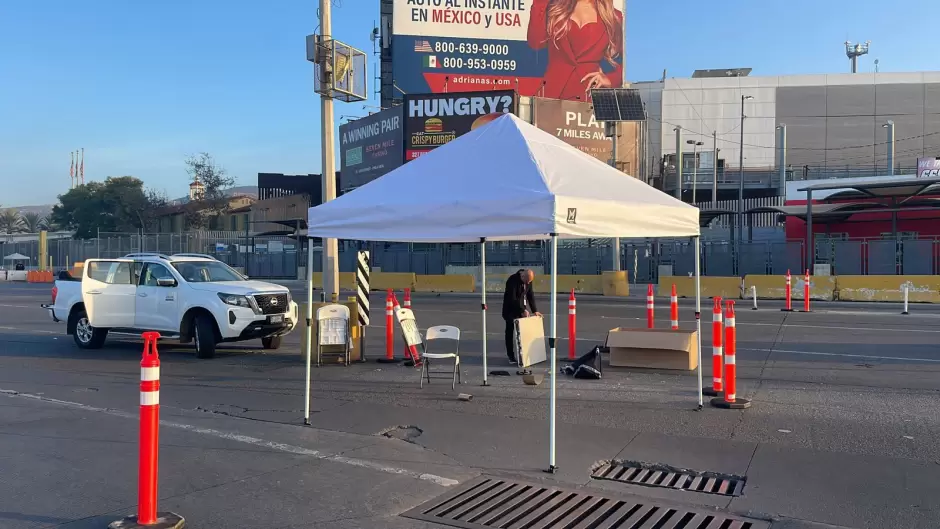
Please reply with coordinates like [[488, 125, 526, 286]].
[[534, 275, 604, 295], [371, 272, 417, 291], [415, 274, 475, 293], [744, 274, 836, 301], [602, 271, 630, 296], [310, 272, 356, 290], [483, 274, 604, 294], [836, 275, 940, 303], [659, 276, 742, 299]]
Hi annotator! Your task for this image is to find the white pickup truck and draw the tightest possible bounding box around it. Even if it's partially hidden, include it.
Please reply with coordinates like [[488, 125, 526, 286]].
[[43, 253, 299, 358]]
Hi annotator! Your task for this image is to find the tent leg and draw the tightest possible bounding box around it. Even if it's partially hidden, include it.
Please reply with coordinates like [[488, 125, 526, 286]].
[[304, 241, 315, 425], [546, 233, 559, 473], [481, 238, 489, 387], [694, 236, 703, 410]]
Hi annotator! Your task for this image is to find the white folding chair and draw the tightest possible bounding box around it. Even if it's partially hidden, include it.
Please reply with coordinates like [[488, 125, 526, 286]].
[[420, 325, 461, 390], [316, 304, 351, 366]]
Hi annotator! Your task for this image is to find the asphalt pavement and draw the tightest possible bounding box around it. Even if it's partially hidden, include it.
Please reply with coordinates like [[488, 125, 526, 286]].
[[2, 281, 940, 529]]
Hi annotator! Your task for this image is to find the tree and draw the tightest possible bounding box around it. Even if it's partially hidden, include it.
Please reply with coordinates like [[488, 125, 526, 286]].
[[50, 177, 167, 238], [183, 153, 236, 229], [20, 212, 45, 233], [0, 209, 23, 234]]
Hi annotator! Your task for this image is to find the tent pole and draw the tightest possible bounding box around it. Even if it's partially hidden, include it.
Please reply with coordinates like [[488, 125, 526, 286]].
[[693, 236, 703, 410], [480, 238, 489, 386], [304, 239, 315, 425], [547, 233, 558, 473]]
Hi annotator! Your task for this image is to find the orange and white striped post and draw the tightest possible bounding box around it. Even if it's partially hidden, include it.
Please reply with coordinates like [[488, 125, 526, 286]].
[[670, 284, 679, 330], [110, 332, 185, 528], [403, 288, 412, 310], [568, 289, 577, 360], [377, 290, 397, 363], [710, 300, 751, 409], [782, 270, 794, 312], [646, 284, 655, 329], [703, 297, 723, 397], [802, 269, 811, 312]]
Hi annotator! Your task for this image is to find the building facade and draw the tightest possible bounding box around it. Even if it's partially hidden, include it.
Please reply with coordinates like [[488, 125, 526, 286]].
[[636, 71, 940, 201]]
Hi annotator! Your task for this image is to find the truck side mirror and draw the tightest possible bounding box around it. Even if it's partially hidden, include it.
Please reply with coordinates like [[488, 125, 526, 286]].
[[156, 278, 177, 287]]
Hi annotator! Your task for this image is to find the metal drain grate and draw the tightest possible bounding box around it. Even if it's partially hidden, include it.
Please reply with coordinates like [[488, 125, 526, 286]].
[[591, 461, 746, 497], [402, 476, 768, 529]]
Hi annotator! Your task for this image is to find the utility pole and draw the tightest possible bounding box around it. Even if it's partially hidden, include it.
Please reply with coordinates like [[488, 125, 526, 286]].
[[737, 95, 753, 245], [320, 0, 339, 302], [674, 127, 682, 199], [711, 131, 718, 209]]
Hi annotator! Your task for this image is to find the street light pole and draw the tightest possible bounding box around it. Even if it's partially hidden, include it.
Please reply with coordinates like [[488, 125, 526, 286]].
[[712, 131, 719, 209], [737, 95, 753, 246], [883, 120, 895, 175], [674, 127, 682, 199], [687, 139, 704, 204], [320, 0, 339, 302]]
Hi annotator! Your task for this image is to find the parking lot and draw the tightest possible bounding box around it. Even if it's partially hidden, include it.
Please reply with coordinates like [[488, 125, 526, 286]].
[[3, 281, 940, 528]]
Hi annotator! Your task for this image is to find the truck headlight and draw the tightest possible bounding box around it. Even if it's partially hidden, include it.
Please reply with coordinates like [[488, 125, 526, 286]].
[[218, 293, 251, 309]]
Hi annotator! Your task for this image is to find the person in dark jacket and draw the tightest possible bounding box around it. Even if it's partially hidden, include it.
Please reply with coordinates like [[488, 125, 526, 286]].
[[502, 269, 541, 364]]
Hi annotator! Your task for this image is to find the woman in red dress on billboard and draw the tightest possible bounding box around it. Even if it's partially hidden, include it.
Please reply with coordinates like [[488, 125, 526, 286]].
[[527, 0, 624, 101]]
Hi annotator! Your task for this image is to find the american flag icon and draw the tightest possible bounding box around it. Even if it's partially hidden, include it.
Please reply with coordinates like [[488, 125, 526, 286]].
[[414, 40, 432, 52]]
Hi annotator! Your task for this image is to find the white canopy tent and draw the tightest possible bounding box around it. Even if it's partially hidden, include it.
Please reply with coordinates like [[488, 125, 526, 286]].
[[307, 113, 702, 471]]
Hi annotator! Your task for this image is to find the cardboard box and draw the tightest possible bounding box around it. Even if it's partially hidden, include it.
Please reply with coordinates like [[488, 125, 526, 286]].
[[605, 327, 698, 371]]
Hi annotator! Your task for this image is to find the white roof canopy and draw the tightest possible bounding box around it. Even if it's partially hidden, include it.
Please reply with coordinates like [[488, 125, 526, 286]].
[[308, 113, 699, 242], [3, 253, 30, 261]]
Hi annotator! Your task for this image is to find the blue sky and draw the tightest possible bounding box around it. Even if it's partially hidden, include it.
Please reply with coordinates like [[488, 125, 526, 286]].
[[2, 0, 938, 206]]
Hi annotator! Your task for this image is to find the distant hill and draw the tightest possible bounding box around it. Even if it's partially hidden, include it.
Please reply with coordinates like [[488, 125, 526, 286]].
[[5, 204, 54, 219]]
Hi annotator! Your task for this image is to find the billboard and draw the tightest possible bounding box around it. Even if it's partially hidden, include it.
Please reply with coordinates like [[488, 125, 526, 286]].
[[532, 97, 638, 173], [392, 0, 625, 101], [339, 106, 404, 189], [403, 90, 517, 160], [917, 157, 940, 178], [533, 98, 611, 163]]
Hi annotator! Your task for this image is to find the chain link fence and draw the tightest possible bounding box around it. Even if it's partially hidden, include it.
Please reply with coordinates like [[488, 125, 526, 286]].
[[3, 232, 939, 280]]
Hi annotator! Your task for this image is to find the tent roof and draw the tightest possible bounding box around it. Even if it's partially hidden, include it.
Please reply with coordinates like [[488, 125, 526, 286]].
[[3, 253, 30, 261], [307, 114, 699, 243]]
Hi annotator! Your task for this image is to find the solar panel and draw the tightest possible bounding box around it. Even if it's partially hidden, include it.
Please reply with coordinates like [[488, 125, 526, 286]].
[[590, 88, 646, 122]]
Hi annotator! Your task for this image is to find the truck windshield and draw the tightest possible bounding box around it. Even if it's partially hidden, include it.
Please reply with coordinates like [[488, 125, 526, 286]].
[[171, 261, 244, 283]]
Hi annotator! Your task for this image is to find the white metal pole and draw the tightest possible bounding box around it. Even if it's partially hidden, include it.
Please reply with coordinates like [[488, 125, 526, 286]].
[[304, 242, 314, 425], [751, 285, 758, 310], [548, 233, 558, 472], [320, 0, 339, 302], [694, 236, 703, 409], [902, 284, 909, 315], [481, 238, 489, 386]]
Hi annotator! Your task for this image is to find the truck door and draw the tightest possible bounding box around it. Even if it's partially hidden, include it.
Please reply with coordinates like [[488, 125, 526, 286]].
[[135, 262, 180, 332], [82, 259, 137, 328]]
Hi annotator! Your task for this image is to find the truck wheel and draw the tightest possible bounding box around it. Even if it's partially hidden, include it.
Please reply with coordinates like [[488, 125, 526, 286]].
[[261, 336, 282, 350], [193, 315, 217, 359], [73, 310, 108, 349]]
